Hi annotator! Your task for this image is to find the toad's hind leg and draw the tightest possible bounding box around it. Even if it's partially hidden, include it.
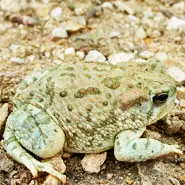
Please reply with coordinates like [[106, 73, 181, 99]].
[[3, 110, 66, 184], [114, 127, 182, 162]]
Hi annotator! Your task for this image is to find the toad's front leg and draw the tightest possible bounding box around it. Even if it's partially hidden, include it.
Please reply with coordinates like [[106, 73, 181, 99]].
[[3, 110, 66, 184], [114, 127, 182, 162]]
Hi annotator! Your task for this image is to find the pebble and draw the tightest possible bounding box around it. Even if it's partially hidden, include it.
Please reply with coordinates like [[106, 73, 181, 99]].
[[108, 52, 135, 65], [58, 53, 65, 60], [0, 0, 27, 12], [85, 50, 106, 63], [45, 51, 50, 58], [42, 175, 63, 185], [75, 8, 85, 16], [51, 27, 68, 41], [0, 103, 8, 132], [54, 59, 62, 64], [50, 7, 62, 19], [37, 6, 50, 17], [78, 17, 86, 26], [143, 9, 154, 18], [28, 180, 35, 185], [139, 51, 154, 59], [10, 14, 37, 25], [109, 31, 120, 38], [155, 52, 168, 61], [9, 44, 19, 52], [136, 27, 147, 39], [143, 130, 161, 140], [169, 177, 181, 185], [150, 30, 161, 38], [172, 1, 185, 13], [107, 173, 114, 179], [134, 58, 146, 63], [167, 16, 185, 32], [64, 47, 75, 56], [86, 8, 101, 18], [125, 176, 134, 184], [180, 99, 185, 108], [114, 1, 136, 15], [60, 20, 86, 32], [126, 15, 140, 24], [27, 55, 35, 63], [167, 67, 185, 83], [10, 57, 25, 64], [101, 2, 113, 10], [177, 87, 185, 99], [0, 24, 6, 34], [81, 152, 107, 173], [76, 51, 85, 59], [62, 152, 72, 158]]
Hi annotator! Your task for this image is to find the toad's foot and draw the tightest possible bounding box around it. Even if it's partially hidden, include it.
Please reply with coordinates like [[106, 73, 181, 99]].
[[2, 139, 66, 184], [114, 127, 183, 162]]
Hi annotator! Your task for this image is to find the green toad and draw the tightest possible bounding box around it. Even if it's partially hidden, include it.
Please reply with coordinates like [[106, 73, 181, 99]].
[[3, 60, 182, 183]]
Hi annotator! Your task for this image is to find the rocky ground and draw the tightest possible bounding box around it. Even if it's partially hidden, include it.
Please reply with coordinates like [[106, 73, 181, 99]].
[[1, 0, 185, 184]]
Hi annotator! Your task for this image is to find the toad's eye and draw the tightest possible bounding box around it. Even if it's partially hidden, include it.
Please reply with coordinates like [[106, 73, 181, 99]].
[[153, 93, 168, 105]]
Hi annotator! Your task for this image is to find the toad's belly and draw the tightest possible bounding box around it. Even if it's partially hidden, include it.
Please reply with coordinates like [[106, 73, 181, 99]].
[[63, 131, 116, 153]]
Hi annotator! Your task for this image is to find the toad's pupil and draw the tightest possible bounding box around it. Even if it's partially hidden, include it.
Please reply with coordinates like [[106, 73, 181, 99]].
[[153, 93, 168, 104]]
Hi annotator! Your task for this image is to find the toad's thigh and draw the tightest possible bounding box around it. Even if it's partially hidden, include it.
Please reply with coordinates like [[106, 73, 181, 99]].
[[8, 110, 65, 158]]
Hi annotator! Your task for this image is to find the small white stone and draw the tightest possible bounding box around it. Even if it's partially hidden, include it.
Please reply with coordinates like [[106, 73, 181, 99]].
[[78, 17, 86, 25], [167, 16, 185, 32], [58, 53, 65, 60], [108, 52, 135, 65], [114, 1, 135, 15], [76, 51, 85, 59], [74, 8, 84, 16], [172, 1, 185, 13], [136, 27, 147, 39], [41, 175, 62, 185], [9, 44, 19, 51], [0, 24, 6, 34], [60, 20, 85, 32], [51, 27, 68, 40], [64, 47, 75, 56], [10, 57, 25, 64], [101, 2, 113, 9], [0, 103, 9, 132], [143, 9, 154, 18], [134, 58, 146, 63], [150, 30, 161, 38], [85, 50, 106, 63], [45, 51, 50, 57], [169, 177, 181, 185], [54, 59, 62, 64], [139, 51, 154, 59], [107, 173, 114, 179], [27, 55, 35, 62], [50, 7, 62, 18], [155, 52, 168, 61], [126, 15, 140, 24], [167, 67, 185, 83], [109, 31, 120, 38]]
